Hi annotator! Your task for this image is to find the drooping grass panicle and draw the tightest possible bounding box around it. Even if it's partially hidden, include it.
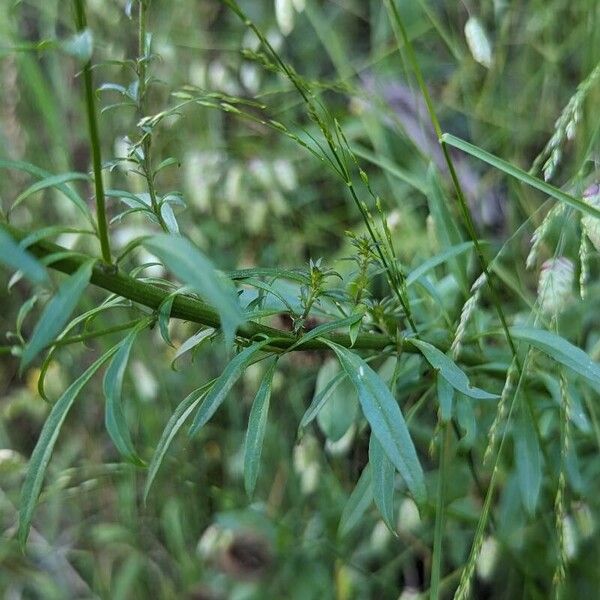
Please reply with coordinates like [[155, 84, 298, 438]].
[[483, 357, 519, 465], [526, 203, 567, 269], [530, 61, 600, 181], [578, 236, 591, 299], [537, 257, 574, 316], [553, 372, 573, 597], [581, 182, 600, 252], [450, 272, 486, 359]]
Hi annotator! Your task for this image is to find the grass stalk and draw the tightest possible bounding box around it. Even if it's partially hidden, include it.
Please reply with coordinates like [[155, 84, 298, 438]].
[[383, 0, 520, 362], [72, 0, 112, 264], [430, 422, 451, 599]]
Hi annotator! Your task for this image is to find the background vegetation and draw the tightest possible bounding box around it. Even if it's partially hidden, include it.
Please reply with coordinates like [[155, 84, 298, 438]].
[[0, 0, 599, 598]]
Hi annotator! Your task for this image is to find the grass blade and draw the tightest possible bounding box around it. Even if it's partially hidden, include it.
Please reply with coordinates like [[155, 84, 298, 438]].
[[510, 326, 600, 387], [442, 133, 600, 220], [514, 408, 542, 515]]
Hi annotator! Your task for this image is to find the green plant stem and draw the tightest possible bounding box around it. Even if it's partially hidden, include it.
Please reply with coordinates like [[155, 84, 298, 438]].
[[384, 0, 519, 362], [73, 0, 112, 264], [1, 222, 502, 362], [136, 0, 167, 231], [223, 0, 417, 333], [1, 222, 394, 352], [430, 423, 451, 600], [45, 319, 141, 350]]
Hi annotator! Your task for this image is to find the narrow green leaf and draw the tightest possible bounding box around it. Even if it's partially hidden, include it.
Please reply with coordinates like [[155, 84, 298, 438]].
[[0, 230, 48, 284], [456, 395, 477, 450], [21, 259, 94, 371], [13, 172, 90, 212], [436, 375, 454, 422], [339, 465, 373, 537], [244, 357, 278, 497], [315, 360, 358, 442], [157, 285, 193, 346], [514, 409, 542, 515], [442, 133, 600, 221], [160, 202, 179, 234], [171, 327, 215, 369], [408, 338, 499, 400], [324, 340, 426, 504], [18, 345, 118, 547], [144, 234, 244, 347], [406, 242, 475, 287], [103, 321, 149, 465], [426, 165, 467, 291], [287, 313, 363, 351], [369, 435, 396, 532], [0, 159, 93, 223], [37, 298, 128, 400], [510, 327, 600, 387], [143, 381, 214, 503], [189, 339, 272, 436], [299, 369, 346, 429]]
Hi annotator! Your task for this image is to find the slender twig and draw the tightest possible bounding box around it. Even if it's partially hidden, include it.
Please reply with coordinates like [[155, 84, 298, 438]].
[[383, 0, 520, 363], [73, 0, 112, 264], [136, 0, 168, 231]]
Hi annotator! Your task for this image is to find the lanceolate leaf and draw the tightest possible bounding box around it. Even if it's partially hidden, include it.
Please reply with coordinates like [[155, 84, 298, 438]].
[[369, 434, 396, 532], [0, 159, 93, 224], [299, 369, 346, 429], [143, 234, 245, 347], [157, 285, 194, 346], [324, 340, 426, 504], [408, 338, 499, 400], [18, 345, 119, 547], [339, 464, 373, 537], [103, 320, 150, 465], [287, 313, 363, 351], [21, 259, 95, 371], [514, 409, 542, 515], [171, 328, 216, 369], [13, 172, 90, 212], [0, 229, 48, 284], [144, 381, 214, 504], [244, 357, 278, 497], [510, 327, 600, 387], [189, 339, 272, 436]]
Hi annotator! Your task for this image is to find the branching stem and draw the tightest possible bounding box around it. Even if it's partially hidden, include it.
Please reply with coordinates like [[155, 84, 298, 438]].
[[73, 0, 112, 264]]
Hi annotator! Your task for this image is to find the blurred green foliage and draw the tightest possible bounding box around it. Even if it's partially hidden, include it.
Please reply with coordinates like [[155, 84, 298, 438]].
[[1, 1, 599, 598]]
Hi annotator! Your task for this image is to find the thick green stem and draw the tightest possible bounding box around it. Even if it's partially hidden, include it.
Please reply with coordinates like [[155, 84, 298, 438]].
[[73, 0, 112, 264], [2, 222, 403, 352]]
